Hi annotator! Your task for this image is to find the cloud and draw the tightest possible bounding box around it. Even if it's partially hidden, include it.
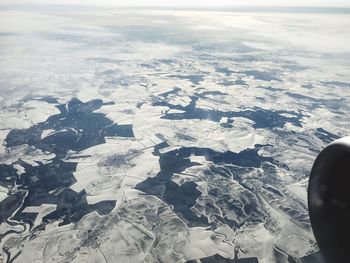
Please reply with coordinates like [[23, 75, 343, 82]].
[[1, 0, 350, 7]]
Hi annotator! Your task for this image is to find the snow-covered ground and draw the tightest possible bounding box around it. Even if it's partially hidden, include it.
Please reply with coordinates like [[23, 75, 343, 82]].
[[0, 5, 349, 263]]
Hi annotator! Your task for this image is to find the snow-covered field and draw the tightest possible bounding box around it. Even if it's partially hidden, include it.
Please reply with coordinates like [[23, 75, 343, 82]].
[[0, 5, 350, 263]]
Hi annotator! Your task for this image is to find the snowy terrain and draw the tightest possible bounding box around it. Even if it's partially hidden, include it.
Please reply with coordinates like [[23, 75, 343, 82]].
[[0, 5, 350, 263]]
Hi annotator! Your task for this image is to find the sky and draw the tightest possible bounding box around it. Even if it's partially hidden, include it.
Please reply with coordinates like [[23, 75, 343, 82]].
[[1, 0, 350, 7]]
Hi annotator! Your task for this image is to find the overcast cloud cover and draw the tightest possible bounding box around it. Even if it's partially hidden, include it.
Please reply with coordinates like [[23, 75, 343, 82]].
[[1, 0, 350, 7]]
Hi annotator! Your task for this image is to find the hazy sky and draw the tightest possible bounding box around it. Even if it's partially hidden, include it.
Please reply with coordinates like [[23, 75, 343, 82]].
[[1, 0, 350, 7]]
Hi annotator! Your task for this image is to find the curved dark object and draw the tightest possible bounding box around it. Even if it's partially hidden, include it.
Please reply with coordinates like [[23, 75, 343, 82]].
[[308, 137, 350, 263]]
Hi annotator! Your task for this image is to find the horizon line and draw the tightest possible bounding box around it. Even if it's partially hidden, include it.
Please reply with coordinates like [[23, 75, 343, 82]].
[[1, 3, 350, 11]]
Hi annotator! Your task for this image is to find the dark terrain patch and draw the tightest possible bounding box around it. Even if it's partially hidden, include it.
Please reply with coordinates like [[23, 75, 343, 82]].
[[242, 70, 282, 82], [136, 145, 278, 227], [322, 81, 350, 88], [154, 96, 303, 129], [167, 74, 204, 85], [314, 128, 340, 144], [1, 98, 134, 226]]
